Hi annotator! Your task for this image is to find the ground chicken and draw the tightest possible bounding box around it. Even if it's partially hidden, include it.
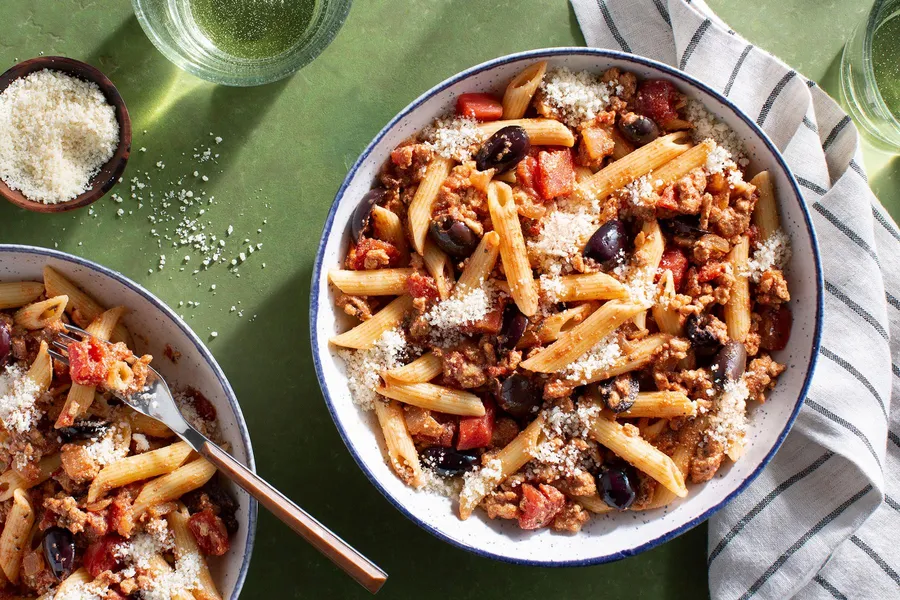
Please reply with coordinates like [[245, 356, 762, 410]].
[[743, 354, 786, 402], [756, 269, 791, 305]]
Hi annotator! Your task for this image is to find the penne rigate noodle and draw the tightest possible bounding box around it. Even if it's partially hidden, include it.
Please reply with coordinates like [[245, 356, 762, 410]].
[[168, 506, 223, 600], [648, 417, 703, 509], [750, 171, 780, 241], [502, 61, 547, 119], [54, 568, 92, 598], [650, 138, 715, 191], [0, 454, 61, 502], [551, 272, 629, 302], [459, 415, 544, 519], [618, 391, 696, 418], [382, 351, 442, 384], [632, 219, 664, 330], [25, 342, 52, 394], [0, 489, 34, 583], [328, 268, 414, 296], [13, 296, 68, 330], [43, 266, 132, 346], [574, 165, 594, 183], [374, 400, 424, 488], [143, 554, 194, 600], [572, 493, 614, 514], [725, 235, 751, 342], [575, 333, 671, 385], [88, 441, 193, 502], [0, 281, 44, 310], [132, 457, 217, 517], [578, 132, 691, 201], [105, 361, 133, 393], [408, 157, 453, 254], [329, 295, 413, 349], [588, 415, 687, 498], [652, 270, 683, 335], [127, 410, 175, 438], [488, 182, 538, 316], [376, 380, 485, 417], [517, 303, 594, 348], [371, 205, 410, 262], [638, 417, 669, 441], [610, 127, 635, 160], [422, 240, 455, 300], [454, 231, 500, 294], [520, 301, 645, 373], [477, 119, 575, 147]]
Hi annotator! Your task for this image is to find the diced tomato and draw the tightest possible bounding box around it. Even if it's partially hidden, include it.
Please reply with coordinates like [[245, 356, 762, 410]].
[[697, 260, 727, 283], [462, 296, 507, 335], [517, 483, 566, 530], [349, 238, 402, 270], [635, 79, 681, 127], [68, 337, 112, 387], [186, 388, 217, 421], [83, 535, 125, 578], [535, 149, 575, 201], [405, 272, 440, 304], [759, 305, 792, 351], [189, 509, 231, 556], [457, 399, 495, 451], [456, 93, 503, 121], [515, 154, 539, 193], [656, 185, 678, 211], [656, 247, 689, 291]]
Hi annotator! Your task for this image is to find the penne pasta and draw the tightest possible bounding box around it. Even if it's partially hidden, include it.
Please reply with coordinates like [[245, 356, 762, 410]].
[[517, 303, 594, 348], [371, 205, 410, 262], [42, 266, 132, 346], [572, 493, 615, 514], [477, 119, 574, 147], [618, 391, 697, 418], [382, 351, 442, 384], [88, 441, 193, 502], [454, 231, 500, 294], [588, 415, 687, 498], [0, 489, 34, 583], [25, 341, 52, 394], [328, 268, 414, 296], [127, 410, 176, 438], [488, 182, 538, 316], [574, 333, 671, 385], [648, 417, 703, 509], [632, 219, 665, 329], [725, 235, 751, 342], [577, 132, 692, 202], [750, 171, 780, 241], [376, 380, 485, 417], [54, 568, 92, 598], [502, 61, 547, 119], [168, 506, 223, 600], [13, 296, 68, 330], [408, 157, 453, 254], [520, 301, 645, 373], [551, 272, 629, 302], [143, 554, 194, 600], [459, 415, 544, 519], [132, 457, 217, 517], [374, 400, 424, 488], [422, 239, 455, 300], [652, 270, 683, 335], [329, 295, 413, 349], [0, 281, 44, 310], [0, 455, 61, 502], [649, 138, 715, 191]]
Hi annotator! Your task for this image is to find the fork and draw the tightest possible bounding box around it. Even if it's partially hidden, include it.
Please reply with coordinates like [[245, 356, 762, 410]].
[[49, 326, 387, 594]]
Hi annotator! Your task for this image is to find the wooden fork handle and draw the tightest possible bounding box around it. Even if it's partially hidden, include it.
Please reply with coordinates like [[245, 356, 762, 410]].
[[201, 442, 387, 594]]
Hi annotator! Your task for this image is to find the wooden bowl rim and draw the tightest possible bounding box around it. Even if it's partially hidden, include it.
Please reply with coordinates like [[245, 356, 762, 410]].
[[0, 56, 132, 214]]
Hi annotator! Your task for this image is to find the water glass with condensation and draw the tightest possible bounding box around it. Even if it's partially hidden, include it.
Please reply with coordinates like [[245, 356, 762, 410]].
[[132, 0, 352, 87], [840, 0, 900, 152]]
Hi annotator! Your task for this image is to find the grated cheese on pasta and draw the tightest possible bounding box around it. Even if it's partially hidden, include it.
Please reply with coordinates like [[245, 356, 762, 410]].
[[707, 378, 750, 453], [560, 334, 622, 382], [528, 207, 598, 275], [0, 365, 43, 434], [538, 68, 620, 128], [459, 458, 503, 508], [338, 328, 410, 411], [684, 100, 749, 166], [746, 230, 791, 282], [422, 116, 483, 162]]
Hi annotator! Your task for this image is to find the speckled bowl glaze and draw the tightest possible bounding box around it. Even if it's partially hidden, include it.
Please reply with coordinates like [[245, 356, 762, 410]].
[[310, 48, 823, 565], [0, 245, 257, 595]]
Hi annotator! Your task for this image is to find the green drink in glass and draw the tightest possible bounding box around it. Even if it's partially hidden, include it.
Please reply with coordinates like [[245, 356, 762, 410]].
[[841, 0, 900, 152]]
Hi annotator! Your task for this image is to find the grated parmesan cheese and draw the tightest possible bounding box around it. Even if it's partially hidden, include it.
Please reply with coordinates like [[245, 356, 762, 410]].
[[560, 334, 623, 382], [422, 116, 483, 162], [746, 229, 791, 283], [459, 458, 503, 509], [338, 328, 410, 410], [54, 581, 108, 600], [0, 365, 42, 434], [620, 265, 661, 308], [707, 378, 750, 453], [539, 273, 565, 303], [418, 467, 463, 497], [425, 285, 493, 345], [542, 404, 600, 439], [118, 528, 201, 600], [684, 100, 748, 167], [538, 68, 619, 128], [84, 426, 129, 467], [528, 207, 598, 275], [623, 174, 655, 208]]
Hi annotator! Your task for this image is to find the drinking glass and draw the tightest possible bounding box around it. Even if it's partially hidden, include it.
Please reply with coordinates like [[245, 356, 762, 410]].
[[133, 0, 352, 87], [840, 0, 900, 152]]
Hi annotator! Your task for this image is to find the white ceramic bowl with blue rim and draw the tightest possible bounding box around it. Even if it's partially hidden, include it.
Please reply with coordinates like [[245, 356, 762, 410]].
[[310, 48, 823, 565], [0, 245, 257, 593]]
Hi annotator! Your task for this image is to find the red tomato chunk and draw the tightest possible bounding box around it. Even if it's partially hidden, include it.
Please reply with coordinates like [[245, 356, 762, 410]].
[[657, 247, 688, 291], [535, 149, 575, 201], [457, 399, 495, 451], [83, 535, 125, 578], [406, 272, 440, 304], [635, 79, 681, 127], [189, 509, 231, 556], [68, 337, 112, 387], [518, 483, 566, 530], [455, 93, 503, 121], [349, 238, 402, 270]]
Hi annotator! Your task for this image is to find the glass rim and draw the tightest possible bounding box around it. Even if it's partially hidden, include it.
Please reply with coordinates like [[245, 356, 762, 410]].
[[862, 0, 900, 129]]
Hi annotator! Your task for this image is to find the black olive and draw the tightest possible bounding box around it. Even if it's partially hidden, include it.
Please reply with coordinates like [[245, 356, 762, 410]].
[[428, 216, 480, 258], [618, 113, 660, 146], [661, 216, 709, 238], [498, 305, 529, 350], [0, 322, 9, 365], [42, 527, 75, 580], [58, 419, 108, 443], [597, 374, 638, 413], [598, 466, 636, 510], [350, 188, 387, 242], [711, 341, 747, 388], [685, 314, 721, 356], [497, 373, 542, 419], [474, 126, 530, 173], [421, 447, 479, 477], [583, 219, 627, 264]]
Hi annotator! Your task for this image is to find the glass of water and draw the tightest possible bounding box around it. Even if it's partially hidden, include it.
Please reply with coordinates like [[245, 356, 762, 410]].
[[133, 0, 352, 86], [840, 0, 900, 152]]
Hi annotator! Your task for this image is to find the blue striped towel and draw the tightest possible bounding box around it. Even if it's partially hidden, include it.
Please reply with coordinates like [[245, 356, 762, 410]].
[[571, 1, 899, 598]]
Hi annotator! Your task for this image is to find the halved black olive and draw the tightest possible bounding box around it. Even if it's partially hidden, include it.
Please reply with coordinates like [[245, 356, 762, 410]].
[[661, 216, 709, 238], [58, 419, 108, 443], [711, 341, 747, 388], [498, 305, 529, 350], [618, 113, 660, 146], [497, 373, 542, 419], [597, 374, 638, 413], [428, 216, 480, 258], [421, 447, 479, 477], [685, 314, 722, 356], [350, 188, 387, 242], [598, 466, 637, 510], [474, 126, 530, 173], [42, 527, 75, 580], [583, 219, 627, 264], [0, 322, 9, 365]]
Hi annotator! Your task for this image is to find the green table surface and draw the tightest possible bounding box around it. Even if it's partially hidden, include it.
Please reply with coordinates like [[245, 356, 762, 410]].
[[0, 1, 895, 598]]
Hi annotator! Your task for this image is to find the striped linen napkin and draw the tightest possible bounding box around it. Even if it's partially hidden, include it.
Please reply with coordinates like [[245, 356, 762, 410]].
[[570, 1, 900, 598]]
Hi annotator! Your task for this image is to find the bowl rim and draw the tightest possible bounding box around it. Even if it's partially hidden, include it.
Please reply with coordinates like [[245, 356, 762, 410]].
[[309, 47, 824, 566], [0, 243, 258, 594]]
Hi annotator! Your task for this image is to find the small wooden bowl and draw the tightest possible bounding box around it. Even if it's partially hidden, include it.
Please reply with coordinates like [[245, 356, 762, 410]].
[[0, 57, 131, 213]]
